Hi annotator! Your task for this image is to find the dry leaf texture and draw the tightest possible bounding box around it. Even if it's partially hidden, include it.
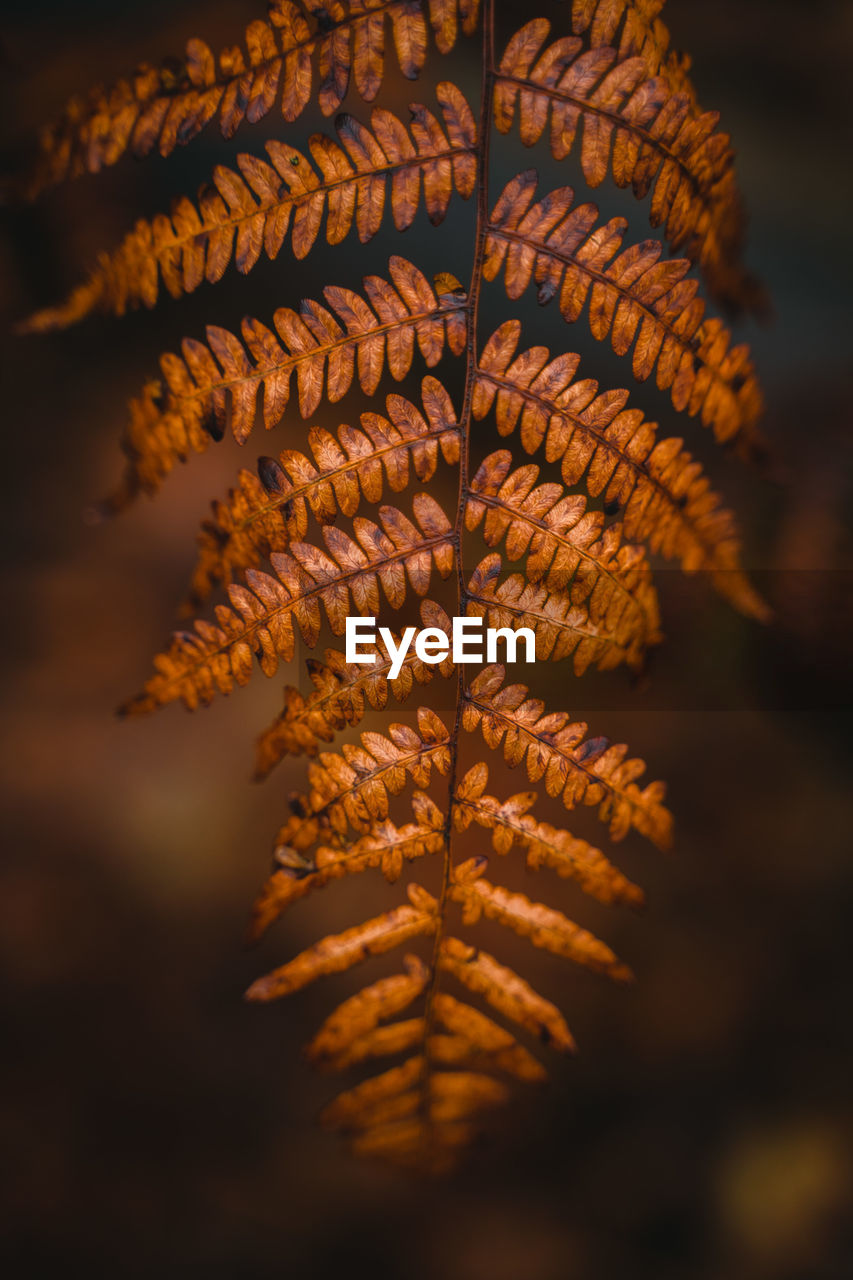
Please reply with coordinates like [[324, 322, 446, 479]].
[[12, 0, 768, 1171]]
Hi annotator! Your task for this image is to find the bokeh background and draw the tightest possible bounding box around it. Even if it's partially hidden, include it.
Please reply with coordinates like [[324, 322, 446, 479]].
[[1, 1, 852, 1276]]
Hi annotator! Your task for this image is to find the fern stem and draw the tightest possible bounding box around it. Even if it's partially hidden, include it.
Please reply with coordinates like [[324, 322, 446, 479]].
[[418, 0, 496, 1139]]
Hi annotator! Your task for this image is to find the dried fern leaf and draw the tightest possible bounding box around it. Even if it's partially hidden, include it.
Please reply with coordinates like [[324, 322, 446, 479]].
[[450, 855, 633, 980], [494, 19, 756, 311], [438, 935, 575, 1052], [297, 710, 450, 835], [318, 1053, 509, 1172], [305, 953, 430, 1063], [463, 663, 672, 848], [252, 733, 448, 922], [428, 993, 546, 1081], [453, 762, 644, 906], [250, 788, 446, 938], [121, 494, 454, 714], [97, 261, 467, 514], [310, 980, 546, 1080], [20, 85, 476, 333], [246, 881, 440, 1001], [308, 990, 534, 1171], [315, 1012, 544, 1079], [570, 0, 692, 94], [188, 377, 460, 609], [19, 0, 481, 200], [467, 448, 660, 645], [253, 600, 454, 777], [474, 320, 768, 619], [465, 553, 653, 673], [12, 0, 771, 1173], [484, 171, 763, 449]]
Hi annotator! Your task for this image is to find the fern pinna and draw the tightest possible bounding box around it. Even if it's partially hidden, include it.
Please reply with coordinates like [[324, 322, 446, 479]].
[[16, 0, 768, 1172]]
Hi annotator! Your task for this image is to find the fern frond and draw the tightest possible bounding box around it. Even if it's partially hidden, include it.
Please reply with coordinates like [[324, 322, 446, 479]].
[[467, 448, 660, 643], [98, 260, 466, 513], [303, 707, 450, 829], [253, 599, 454, 777], [247, 747, 632, 1167], [425, 994, 547, 1081], [463, 663, 673, 847], [450, 854, 633, 980], [251, 788, 446, 937], [494, 19, 756, 311], [14, 0, 769, 1172], [310, 994, 546, 1081], [188, 378, 460, 608], [465, 554, 653, 673], [305, 950, 557, 1082], [121, 493, 454, 714], [474, 320, 768, 619], [246, 880, 441, 1001], [570, 0, 692, 94], [249, 793, 445, 936], [20, 85, 476, 333], [304, 953, 430, 1062], [318, 1054, 508, 1171], [453, 762, 644, 906], [484, 171, 763, 448], [19, 0, 481, 200], [438, 935, 575, 1050]]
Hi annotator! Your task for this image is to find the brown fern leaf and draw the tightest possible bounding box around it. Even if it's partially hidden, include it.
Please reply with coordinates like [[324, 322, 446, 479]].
[[309, 991, 547, 1082], [188, 378, 460, 609], [246, 737, 640, 1167], [247, 879, 442, 1001], [13, 0, 769, 1173], [570, 0, 692, 93], [305, 946, 564, 1077], [253, 600, 455, 777], [437, 935, 575, 1051], [317, 1051, 508, 1172], [98, 261, 466, 513], [484, 171, 763, 449], [304, 953, 432, 1063], [453, 761, 644, 906], [494, 19, 756, 312], [246, 762, 635, 1169], [474, 320, 769, 619], [121, 493, 454, 714], [19, 0, 481, 200], [450, 854, 633, 980], [465, 554, 653, 673], [466, 448, 661, 644], [20, 85, 476, 333], [463, 663, 673, 848], [250, 788, 446, 938], [296, 708, 451, 831]]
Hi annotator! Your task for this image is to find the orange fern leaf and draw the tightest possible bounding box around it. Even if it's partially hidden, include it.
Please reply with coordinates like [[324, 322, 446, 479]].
[[466, 448, 661, 644], [188, 378, 460, 609], [494, 18, 759, 311], [19, 0, 481, 199], [463, 664, 673, 848], [20, 85, 476, 332], [253, 599, 455, 776], [121, 493, 454, 713], [484, 171, 763, 448], [474, 320, 769, 619], [95, 260, 466, 513], [12, 0, 770, 1171]]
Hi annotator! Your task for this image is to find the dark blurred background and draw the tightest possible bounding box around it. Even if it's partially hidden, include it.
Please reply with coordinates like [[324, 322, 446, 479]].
[[1, 1, 852, 1276]]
